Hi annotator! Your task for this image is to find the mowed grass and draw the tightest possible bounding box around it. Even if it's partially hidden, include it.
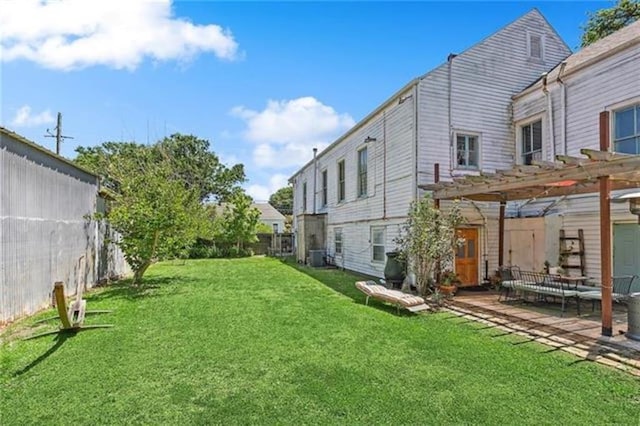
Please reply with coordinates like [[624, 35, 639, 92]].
[[1, 257, 639, 425]]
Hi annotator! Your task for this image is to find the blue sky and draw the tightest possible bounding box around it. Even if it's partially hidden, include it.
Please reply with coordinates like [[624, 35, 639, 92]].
[[1, 1, 611, 200]]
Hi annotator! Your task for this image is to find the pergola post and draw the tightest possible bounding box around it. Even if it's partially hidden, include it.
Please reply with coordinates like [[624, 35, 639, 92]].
[[599, 111, 612, 337], [498, 200, 506, 268]]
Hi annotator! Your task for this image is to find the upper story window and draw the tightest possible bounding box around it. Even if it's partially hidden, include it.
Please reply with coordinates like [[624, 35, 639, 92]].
[[528, 33, 544, 60], [337, 160, 345, 202], [321, 169, 328, 207], [302, 182, 307, 212], [357, 147, 368, 197], [521, 120, 542, 165], [614, 104, 640, 154], [455, 133, 479, 170]]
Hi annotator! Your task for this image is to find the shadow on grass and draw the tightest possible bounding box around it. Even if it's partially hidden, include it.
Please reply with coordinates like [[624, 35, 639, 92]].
[[277, 257, 418, 317], [13, 332, 75, 377], [88, 275, 197, 303]]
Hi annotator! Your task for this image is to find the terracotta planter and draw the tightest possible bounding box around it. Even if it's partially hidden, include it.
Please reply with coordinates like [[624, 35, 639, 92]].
[[438, 284, 457, 296]]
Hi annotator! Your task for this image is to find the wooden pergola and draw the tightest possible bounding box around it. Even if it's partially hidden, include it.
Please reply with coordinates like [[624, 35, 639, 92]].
[[421, 113, 640, 336]]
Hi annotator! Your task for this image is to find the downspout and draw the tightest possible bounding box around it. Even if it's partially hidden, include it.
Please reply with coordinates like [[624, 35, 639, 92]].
[[312, 147, 317, 214], [383, 111, 387, 219], [448, 53, 457, 174], [542, 72, 555, 161], [556, 61, 568, 155], [413, 83, 419, 201]]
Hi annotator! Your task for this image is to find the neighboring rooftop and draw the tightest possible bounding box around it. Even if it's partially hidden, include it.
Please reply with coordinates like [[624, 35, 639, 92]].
[[252, 203, 286, 220]]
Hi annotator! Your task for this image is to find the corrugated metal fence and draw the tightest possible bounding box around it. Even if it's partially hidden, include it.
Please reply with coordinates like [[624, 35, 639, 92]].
[[0, 131, 129, 324]]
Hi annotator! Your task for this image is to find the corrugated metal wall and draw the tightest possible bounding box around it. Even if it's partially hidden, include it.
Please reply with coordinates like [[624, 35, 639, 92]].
[[0, 132, 129, 324]]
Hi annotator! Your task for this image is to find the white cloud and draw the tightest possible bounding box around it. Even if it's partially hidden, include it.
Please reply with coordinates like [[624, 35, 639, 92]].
[[231, 97, 355, 169], [10, 105, 55, 127], [246, 173, 289, 202], [0, 0, 239, 71]]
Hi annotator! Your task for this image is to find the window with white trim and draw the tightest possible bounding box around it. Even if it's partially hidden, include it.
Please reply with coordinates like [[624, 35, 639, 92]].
[[371, 226, 385, 262], [614, 104, 640, 154], [521, 120, 542, 165], [337, 160, 345, 202], [357, 147, 368, 197], [334, 228, 343, 255], [455, 133, 479, 169], [528, 33, 543, 60], [302, 182, 307, 212], [321, 169, 328, 207]]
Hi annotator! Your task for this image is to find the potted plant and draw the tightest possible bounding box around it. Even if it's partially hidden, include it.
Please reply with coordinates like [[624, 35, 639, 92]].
[[394, 194, 465, 298], [438, 270, 460, 296]]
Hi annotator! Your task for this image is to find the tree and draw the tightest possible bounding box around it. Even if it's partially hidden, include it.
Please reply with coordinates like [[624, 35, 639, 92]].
[[395, 195, 465, 297], [219, 193, 261, 251], [269, 186, 293, 215], [75, 134, 246, 283], [581, 0, 640, 47], [156, 134, 245, 202]]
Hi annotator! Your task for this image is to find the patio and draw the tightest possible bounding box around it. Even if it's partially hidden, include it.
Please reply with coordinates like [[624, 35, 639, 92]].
[[450, 289, 640, 375]]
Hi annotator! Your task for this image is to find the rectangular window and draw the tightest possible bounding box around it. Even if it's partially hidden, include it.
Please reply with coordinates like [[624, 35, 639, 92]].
[[614, 104, 640, 154], [521, 120, 542, 165], [321, 169, 328, 207], [371, 226, 385, 262], [337, 160, 345, 202], [528, 33, 542, 59], [335, 228, 343, 255], [455, 133, 479, 169], [357, 148, 368, 197], [302, 182, 307, 212]]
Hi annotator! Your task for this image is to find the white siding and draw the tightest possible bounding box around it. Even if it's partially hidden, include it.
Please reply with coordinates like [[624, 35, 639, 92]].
[[291, 87, 417, 277], [418, 9, 570, 185]]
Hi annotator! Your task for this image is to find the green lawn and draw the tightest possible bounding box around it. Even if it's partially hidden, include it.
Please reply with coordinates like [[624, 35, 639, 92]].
[[1, 257, 639, 425]]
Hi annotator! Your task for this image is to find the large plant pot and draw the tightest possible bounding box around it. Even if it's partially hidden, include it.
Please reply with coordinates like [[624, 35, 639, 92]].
[[384, 251, 406, 289], [437, 285, 457, 297]]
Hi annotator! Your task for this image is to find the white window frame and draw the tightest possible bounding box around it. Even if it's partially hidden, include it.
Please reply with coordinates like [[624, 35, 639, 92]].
[[371, 226, 385, 263], [337, 159, 346, 203], [334, 228, 343, 255], [357, 147, 368, 198], [526, 32, 545, 62], [515, 114, 545, 165], [321, 168, 328, 207], [453, 130, 481, 170], [611, 100, 640, 155]]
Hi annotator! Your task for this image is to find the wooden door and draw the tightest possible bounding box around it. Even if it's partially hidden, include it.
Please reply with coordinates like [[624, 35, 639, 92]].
[[455, 228, 479, 287]]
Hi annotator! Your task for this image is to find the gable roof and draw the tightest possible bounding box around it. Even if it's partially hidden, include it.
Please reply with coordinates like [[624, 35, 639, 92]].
[[289, 9, 566, 182], [252, 203, 286, 221], [515, 18, 640, 99]]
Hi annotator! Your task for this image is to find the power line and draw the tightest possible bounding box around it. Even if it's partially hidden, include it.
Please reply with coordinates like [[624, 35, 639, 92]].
[[45, 112, 74, 155]]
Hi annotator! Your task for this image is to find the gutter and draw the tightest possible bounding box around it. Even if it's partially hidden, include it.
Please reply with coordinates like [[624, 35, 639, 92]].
[[556, 61, 568, 156], [541, 72, 555, 160]]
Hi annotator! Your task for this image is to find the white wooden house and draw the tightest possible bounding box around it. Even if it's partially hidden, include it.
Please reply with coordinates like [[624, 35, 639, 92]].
[[509, 19, 640, 280], [290, 9, 571, 284]]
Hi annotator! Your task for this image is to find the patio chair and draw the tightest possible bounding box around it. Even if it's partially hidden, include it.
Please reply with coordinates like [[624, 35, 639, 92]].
[[498, 266, 521, 302], [355, 281, 429, 314], [576, 275, 638, 312]]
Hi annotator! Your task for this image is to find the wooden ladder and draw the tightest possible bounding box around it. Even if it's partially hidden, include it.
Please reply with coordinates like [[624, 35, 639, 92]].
[[559, 229, 586, 276]]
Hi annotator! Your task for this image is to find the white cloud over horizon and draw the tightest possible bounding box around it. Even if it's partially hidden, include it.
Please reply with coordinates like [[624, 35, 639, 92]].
[[246, 173, 289, 202], [10, 105, 55, 127], [231, 96, 355, 170], [0, 0, 239, 71]]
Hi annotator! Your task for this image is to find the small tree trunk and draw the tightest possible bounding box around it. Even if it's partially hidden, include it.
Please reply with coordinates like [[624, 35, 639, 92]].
[[133, 260, 152, 285]]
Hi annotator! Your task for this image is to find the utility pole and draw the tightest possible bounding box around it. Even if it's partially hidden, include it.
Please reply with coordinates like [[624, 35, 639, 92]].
[[45, 112, 73, 155]]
